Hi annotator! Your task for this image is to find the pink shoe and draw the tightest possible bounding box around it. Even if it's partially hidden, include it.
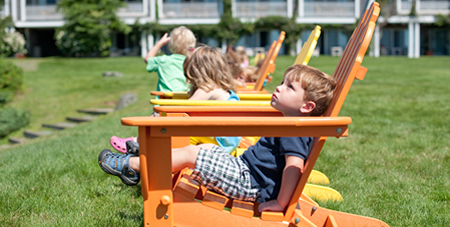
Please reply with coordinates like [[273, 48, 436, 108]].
[[110, 136, 135, 153]]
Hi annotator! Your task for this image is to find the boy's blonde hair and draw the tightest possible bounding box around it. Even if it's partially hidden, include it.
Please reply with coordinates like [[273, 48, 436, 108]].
[[169, 26, 196, 56], [184, 46, 236, 96], [284, 64, 336, 116]]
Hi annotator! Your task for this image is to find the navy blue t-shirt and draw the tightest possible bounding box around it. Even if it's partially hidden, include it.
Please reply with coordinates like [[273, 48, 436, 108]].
[[239, 137, 313, 203]]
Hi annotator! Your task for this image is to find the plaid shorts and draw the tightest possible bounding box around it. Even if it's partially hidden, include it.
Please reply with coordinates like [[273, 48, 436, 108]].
[[191, 145, 260, 202]]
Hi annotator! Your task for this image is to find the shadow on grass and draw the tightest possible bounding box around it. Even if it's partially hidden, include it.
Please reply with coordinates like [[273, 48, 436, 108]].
[[118, 211, 143, 224]]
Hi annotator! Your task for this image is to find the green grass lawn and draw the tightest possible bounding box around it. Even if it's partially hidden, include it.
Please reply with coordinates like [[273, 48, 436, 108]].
[[0, 55, 449, 226]]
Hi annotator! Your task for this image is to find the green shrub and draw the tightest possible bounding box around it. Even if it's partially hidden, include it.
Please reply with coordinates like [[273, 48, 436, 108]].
[[0, 108, 30, 138], [0, 61, 24, 105]]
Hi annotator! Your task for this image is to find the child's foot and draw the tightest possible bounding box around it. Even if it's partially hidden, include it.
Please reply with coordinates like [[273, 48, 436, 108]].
[[126, 140, 139, 156], [98, 149, 140, 186], [110, 136, 135, 153]]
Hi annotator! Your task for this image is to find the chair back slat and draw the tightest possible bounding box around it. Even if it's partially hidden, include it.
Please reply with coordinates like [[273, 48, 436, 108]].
[[294, 26, 321, 65], [253, 31, 285, 91], [284, 2, 380, 220]]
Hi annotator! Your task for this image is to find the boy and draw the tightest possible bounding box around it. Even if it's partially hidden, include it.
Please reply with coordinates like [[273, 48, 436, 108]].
[[144, 25, 196, 92], [110, 26, 196, 152], [99, 64, 336, 212]]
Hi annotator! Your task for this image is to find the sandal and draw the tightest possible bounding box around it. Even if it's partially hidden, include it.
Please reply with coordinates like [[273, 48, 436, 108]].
[[98, 149, 140, 186], [110, 136, 135, 153]]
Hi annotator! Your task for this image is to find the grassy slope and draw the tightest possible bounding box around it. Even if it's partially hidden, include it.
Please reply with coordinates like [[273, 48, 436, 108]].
[[0, 56, 449, 226]]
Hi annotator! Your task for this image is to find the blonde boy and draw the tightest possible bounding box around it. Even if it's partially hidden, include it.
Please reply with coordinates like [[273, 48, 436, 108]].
[[110, 26, 196, 153], [144, 26, 196, 92], [99, 64, 336, 212]]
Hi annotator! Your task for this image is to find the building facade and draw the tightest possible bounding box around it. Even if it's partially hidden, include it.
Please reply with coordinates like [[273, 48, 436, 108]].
[[1, 0, 449, 57]]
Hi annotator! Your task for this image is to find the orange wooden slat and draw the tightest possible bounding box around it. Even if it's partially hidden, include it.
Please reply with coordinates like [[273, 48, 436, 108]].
[[231, 200, 255, 218], [202, 190, 229, 210], [261, 211, 285, 222]]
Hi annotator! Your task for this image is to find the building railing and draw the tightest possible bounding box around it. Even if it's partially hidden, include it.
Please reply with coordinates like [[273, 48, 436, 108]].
[[234, 1, 288, 18], [418, 0, 450, 14], [160, 2, 220, 19], [117, 0, 152, 17], [25, 5, 63, 21], [397, 0, 450, 15], [20, 0, 149, 22], [399, 0, 412, 13], [300, 1, 354, 18]]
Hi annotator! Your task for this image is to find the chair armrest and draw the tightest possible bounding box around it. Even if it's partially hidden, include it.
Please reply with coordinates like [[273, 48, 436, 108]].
[[121, 116, 351, 138], [153, 106, 282, 117], [150, 99, 271, 106]]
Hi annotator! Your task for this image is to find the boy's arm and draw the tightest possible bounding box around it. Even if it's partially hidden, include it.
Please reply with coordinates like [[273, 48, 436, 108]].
[[144, 33, 170, 63], [258, 155, 304, 212]]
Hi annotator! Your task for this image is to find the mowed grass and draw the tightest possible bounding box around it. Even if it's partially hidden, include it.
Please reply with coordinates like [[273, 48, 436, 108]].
[[0, 55, 449, 226]]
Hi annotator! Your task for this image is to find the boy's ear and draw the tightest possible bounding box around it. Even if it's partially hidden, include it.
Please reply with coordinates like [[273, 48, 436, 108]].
[[300, 101, 316, 114]]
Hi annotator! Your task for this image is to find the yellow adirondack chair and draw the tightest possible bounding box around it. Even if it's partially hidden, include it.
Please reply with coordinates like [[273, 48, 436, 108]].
[[120, 2, 387, 226]]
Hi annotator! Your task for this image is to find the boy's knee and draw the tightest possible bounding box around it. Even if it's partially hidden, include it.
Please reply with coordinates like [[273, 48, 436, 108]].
[[181, 145, 201, 157], [197, 143, 216, 150]]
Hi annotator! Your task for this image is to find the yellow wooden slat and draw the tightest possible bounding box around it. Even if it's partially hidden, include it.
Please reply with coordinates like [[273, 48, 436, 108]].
[[150, 99, 271, 106], [294, 25, 321, 65]]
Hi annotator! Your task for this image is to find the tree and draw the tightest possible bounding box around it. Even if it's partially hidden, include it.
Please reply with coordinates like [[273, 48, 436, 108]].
[[0, 0, 14, 57], [55, 0, 131, 57]]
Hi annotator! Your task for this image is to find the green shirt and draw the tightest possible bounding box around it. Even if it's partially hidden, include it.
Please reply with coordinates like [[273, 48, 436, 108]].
[[146, 54, 189, 92]]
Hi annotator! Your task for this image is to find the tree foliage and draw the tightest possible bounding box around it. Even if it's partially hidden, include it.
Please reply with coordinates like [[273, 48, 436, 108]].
[[435, 14, 450, 27], [55, 0, 131, 57], [0, 4, 14, 57], [0, 61, 24, 105]]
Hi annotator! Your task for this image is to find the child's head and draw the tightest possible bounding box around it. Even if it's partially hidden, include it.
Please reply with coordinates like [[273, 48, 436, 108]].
[[169, 26, 196, 56], [225, 50, 242, 78], [184, 46, 236, 96], [236, 66, 258, 83], [235, 46, 247, 63], [271, 64, 336, 116]]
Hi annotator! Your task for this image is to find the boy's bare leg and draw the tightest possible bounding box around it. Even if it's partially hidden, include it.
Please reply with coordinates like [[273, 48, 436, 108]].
[[128, 144, 216, 173]]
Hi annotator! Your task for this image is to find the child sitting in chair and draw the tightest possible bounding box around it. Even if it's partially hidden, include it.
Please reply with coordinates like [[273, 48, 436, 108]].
[[98, 64, 336, 212], [145, 25, 195, 93], [111, 46, 241, 154], [110, 26, 196, 152]]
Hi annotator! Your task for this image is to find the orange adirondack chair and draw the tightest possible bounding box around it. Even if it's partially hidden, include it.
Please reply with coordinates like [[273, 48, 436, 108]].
[[120, 2, 387, 226]]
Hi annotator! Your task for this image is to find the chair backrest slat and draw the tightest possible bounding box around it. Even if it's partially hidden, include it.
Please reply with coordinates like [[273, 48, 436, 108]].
[[294, 26, 321, 65], [253, 31, 285, 91]]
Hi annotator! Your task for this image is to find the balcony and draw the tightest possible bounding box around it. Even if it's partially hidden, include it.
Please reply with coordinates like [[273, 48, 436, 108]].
[[25, 4, 62, 21], [13, 0, 153, 26], [234, 0, 289, 19], [397, 0, 450, 15], [117, 0, 153, 18], [299, 1, 355, 18], [158, 0, 220, 24], [418, 0, 450, 14]]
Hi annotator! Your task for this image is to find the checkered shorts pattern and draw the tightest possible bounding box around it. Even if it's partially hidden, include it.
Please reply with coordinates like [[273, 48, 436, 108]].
[[191, 145, 260, 202]]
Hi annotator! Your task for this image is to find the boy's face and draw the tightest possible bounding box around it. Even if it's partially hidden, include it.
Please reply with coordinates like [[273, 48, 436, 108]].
[[271, 76, 315, 116]]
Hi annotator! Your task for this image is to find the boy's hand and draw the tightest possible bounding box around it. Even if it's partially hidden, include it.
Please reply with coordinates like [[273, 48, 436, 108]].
[[144, 33, 170, 63], [156, 33, 170, 47], [258, 199, 284, 213]]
